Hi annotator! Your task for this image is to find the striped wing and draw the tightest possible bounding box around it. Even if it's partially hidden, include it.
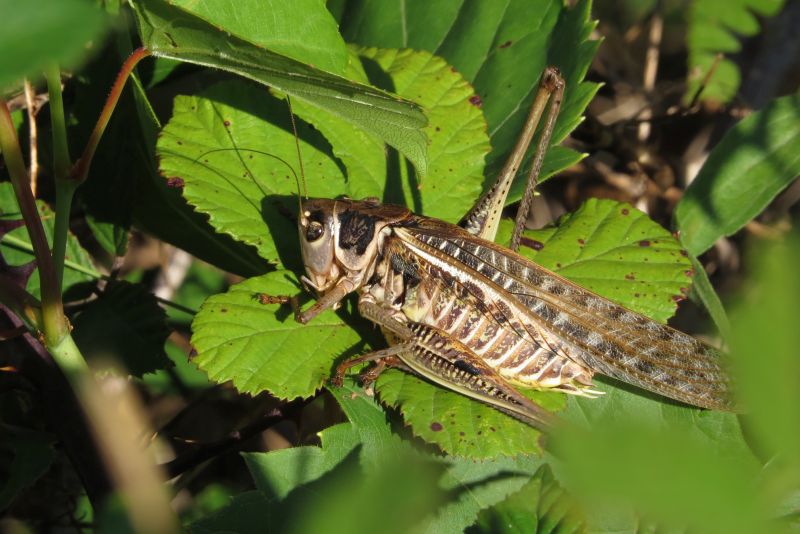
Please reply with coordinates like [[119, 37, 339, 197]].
[[396, 219, 734, 411]]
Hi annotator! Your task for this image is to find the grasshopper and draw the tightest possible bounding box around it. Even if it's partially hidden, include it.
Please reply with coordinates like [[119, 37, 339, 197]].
[[293, 67, 732, 430]]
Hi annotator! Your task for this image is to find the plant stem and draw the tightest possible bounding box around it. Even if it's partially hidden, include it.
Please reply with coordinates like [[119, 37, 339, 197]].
[[45, 64, 78, 292], [44, 65, 71, 182], [71, 47, 151, 184], [52, 181, 77, 290], [0, 99, 67, 346]]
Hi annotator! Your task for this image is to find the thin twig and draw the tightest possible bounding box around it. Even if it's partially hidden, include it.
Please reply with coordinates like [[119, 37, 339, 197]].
[[163, 411, 284, 478], [687, 53, 723, 110], [638, 12, 663, 142], [23, 80, 39, 196]]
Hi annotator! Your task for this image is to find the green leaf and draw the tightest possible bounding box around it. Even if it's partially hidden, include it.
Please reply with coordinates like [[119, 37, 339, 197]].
[[169, 0, 349, 76], [244, 380, 547, 533], [0, 426, 56, 511], [376, 370, 562, 458], [355, 47, 491, 222], [189, 491, 273, 534], [685, 0, 784, 104], [675, 93, 800, 256], [555, 383, 764, 534], [729, 236, 800, 481], [426, 454, 545, 533], [469, 467, 585, 534], [85, 214, 128, 257], [327, 381, 408, 470], [506, 198, 694, 323], [0, 0, 108, 90], [0, 183, 95, 297], [338, 0, 600, 201], [243, 423, 360, 500], [190, 270, 364, 400], [71, 280, 171, 377], [129, 0, 429, 176], [71, 33, 268, 277], [157, 81, 349, 267]]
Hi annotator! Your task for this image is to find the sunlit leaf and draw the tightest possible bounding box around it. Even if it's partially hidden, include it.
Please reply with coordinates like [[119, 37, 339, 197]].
[[158, 81, 349, 268], [129, 0, 429, 176], [508, 199, 694, 323], [338, 0, 600, 202], [356, 47, 490, 222], [190, 271, 364, 400]]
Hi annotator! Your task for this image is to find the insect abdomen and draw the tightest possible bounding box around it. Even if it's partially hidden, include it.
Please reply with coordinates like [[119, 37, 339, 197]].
[[397, 265, 594, 394]]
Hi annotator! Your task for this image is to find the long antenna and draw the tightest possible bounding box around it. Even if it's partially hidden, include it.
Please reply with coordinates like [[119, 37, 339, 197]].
[[286, 96, 308, 199]]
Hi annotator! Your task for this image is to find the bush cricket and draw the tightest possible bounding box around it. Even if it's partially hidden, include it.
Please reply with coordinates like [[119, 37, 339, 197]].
[[293, 67, 733, 430]]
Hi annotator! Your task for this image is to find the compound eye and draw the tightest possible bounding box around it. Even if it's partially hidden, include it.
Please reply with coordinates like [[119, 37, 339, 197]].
[[305, 221, 324, 242]]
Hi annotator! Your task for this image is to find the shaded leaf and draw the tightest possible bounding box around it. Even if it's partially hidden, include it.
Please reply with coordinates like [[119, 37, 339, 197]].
[[243, 423, 360, 500], [0, 426, 56, 511], [0, 183, 95, 298], [675, 93, 800, 256], [71, 280, 171, 377], [129, 0, 429, 176], [170, 0, 349, 76], [685, 0, 784, 104]]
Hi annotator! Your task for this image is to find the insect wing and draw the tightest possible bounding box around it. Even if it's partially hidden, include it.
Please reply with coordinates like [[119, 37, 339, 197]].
[[399, 222, 733, 411]]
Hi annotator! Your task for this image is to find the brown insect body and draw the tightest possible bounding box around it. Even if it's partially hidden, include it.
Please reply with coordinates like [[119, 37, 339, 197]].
[[295, 68, 733, 429]]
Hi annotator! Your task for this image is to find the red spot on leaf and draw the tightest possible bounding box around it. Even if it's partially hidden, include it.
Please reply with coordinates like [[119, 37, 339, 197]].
[[499, 40, 513, 48], [166, 177, 185, 188], [469, 95, 483, 107], [223, 120, 231, 127], [430, 422, 443, 432], [639, 240, 651, 247], [621, 208, 629, 215]]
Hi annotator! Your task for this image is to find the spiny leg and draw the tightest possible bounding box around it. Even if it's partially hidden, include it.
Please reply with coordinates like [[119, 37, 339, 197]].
[[510, 71, 565, 251], [459, 67, 565, 245], [358, 296, 553, 430], [331, 344, 410, 387]]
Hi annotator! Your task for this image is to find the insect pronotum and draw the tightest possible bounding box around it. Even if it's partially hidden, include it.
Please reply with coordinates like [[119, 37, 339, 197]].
[[293, 67, 733, 430]]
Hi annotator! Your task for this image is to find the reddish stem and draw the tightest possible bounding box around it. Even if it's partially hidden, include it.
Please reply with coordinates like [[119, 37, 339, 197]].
[[0, 101, 64, 338], [70, 47, 152, 183]]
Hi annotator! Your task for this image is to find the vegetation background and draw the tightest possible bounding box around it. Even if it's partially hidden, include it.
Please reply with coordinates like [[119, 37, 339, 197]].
[[0, 0, 798, 532]]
